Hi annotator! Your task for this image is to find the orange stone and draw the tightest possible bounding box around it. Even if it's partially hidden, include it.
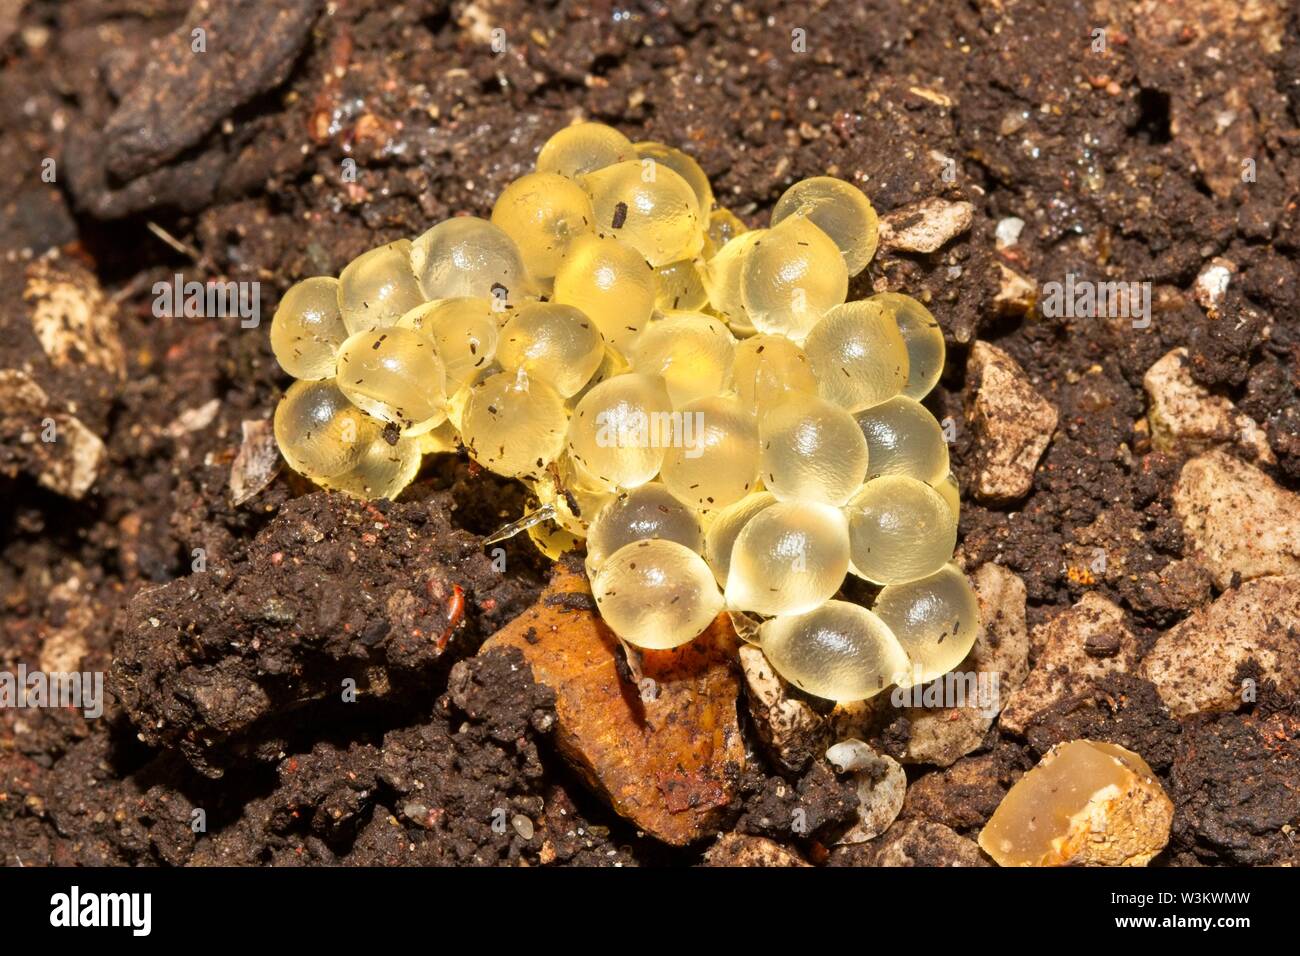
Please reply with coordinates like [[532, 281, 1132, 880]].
[[483, 565, 744, 846]]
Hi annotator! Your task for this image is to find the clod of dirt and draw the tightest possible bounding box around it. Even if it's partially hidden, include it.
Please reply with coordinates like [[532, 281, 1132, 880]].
[[965, 341, 1058, 503], [833, 819, 989, 867], [110, 491, 541, 776], [979, 739, 1173, 867], [483, 566, 744, 846], [1144, 347, 1271, 462], [901, 748, 1026, 833], [1000, 592, 1137, 736], [888, 563, 1029, 766], [1143, 575, 1300, 717], [702, 832, 809, 867], [1174, 449, 1300, 588], [738, 644, 828, 774]]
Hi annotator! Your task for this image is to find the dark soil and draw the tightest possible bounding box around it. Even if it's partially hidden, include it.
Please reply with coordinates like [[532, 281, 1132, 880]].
[[2, 0, 1298, 866]]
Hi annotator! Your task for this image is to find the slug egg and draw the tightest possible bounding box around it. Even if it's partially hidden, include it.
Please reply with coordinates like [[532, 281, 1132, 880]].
[[336, 327, 447, 436], [771, 176, 879, 277], [565, 372, 673, 491], [270, 276, 348, 379], [582, 160, 703, 267], [338, 240, 426, 335], [732, 334, 819, 417], [653, 259, 709, 312], [759, 601, 910, 702], [845, 475, 957, 585], [724, 500, 850, 616], [460, 369, 568, 480], [758, 392, 869, 507], [871, 292, 945, 400], [592, 539, 724, 650], [657, 394, 760, 513], [804, 299, 910, 412], [584, 482, 705, 574], [274, 379, 378, 480], [934, 471, 961, 523], [633, 141, 714, 214], [490, 172, 595, 279], [854, 395, 950, 483], [703, 207, 747, 258], [702, 491, 776, 586], [398, 297, 500, 397], [537, 122, 636, 179], [410, 217, 529, 304], [629, 311, 735, 408], [873, 564, 980, 687], [701, 229, 765, 331], [318, 433, 423, 501], [553, 234, 655, 355], [496, 301, 605, 398], [740, 215, 847, 341]]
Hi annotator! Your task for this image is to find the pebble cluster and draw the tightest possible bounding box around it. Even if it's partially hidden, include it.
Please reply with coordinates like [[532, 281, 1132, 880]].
[[271, 122, 977, 702]]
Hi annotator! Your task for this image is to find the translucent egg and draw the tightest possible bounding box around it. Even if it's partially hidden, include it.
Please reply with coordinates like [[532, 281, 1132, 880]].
[[592, 539, 724, 650], [758, 393, 869, 507], [633, 141, 714, 214], [552, 234, 655, 355], [854, 395, 950, 484], [398, 297, 499, 396], [410, 217, 529, 304], [335, 327, 447, 435], [270, 276, 348, 379], [496, 301, 605, 398], [934, 471, 961, 523], [417, 420, 462, 456], [759, 601, 910, 702], [582, 160, 703, 267], [543, 453, 616, 535], [845, 476, 957, 585], [566, 372, 673, 491], [274, 379, 378, 480], [653, 258, 709, 312], [658, 395, 759, 512], [804, 299, 910, 412], [584, 482, 705, 573], [536, 122, 635, 179], [724, 500, 850, 616], [528, 519, 583, 560], [629, 311, 735, 407], [490, 172, 595, 279], [338, 240, 426, 335], [702, 491, 775, 586], [740, 215, 847, 341], [318, 433, 422, 501], [871, 292, 945, 400], [771, 176, 879, 276], [873, 564, 980, 687], [703, 208, 747, 259], [732, 334, 819, 417], [459, 369, 568, 480], [702, 229, 765, 331]]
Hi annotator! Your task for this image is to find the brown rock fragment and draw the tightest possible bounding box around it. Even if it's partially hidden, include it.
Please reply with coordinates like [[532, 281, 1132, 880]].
[[1142, 575, 1300, 717], [1144, 347, 1270, 462], [484, 566, 745, 846], [1173, 450, 1300, 588], [978, 740, 1173, 867], [870, 819, 989, 867], [702, 833, 809, 867], [738, 644, 828, 773], [965, 341, 1058, 502], [878, 197, 975, 253], [1000, 593, 1137, 736]]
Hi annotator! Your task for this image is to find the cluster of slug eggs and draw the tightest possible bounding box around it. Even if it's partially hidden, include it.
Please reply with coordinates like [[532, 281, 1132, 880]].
[[271, 122, 978, 703]]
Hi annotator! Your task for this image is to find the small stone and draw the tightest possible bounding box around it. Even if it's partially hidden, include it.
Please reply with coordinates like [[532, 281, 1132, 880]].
[[870, 819, 989, 867], [511, 814, 536, 841], [1000, 593, 1136, 736], [738, 644, 828, 773], [1144, 347, 1270, 462], [230, 418, 282, 505], [827, 739, 906, 844], [879, 198, 975, 254], [993, 263, 1036, 316], [1174, 450, 1300, 589], [978, 739, 1173, 867], [965, 341, 1058, 503], [994, 217, 1024, 249], [703, 832, 809, 867], [0, 369, 105, 499], [1192, 257, 1235, 313], [1142, 575, 1300, 717]]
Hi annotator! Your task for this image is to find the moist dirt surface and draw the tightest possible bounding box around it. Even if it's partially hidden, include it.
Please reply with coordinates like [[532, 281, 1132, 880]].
[[2, 0, 1298, 866]]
